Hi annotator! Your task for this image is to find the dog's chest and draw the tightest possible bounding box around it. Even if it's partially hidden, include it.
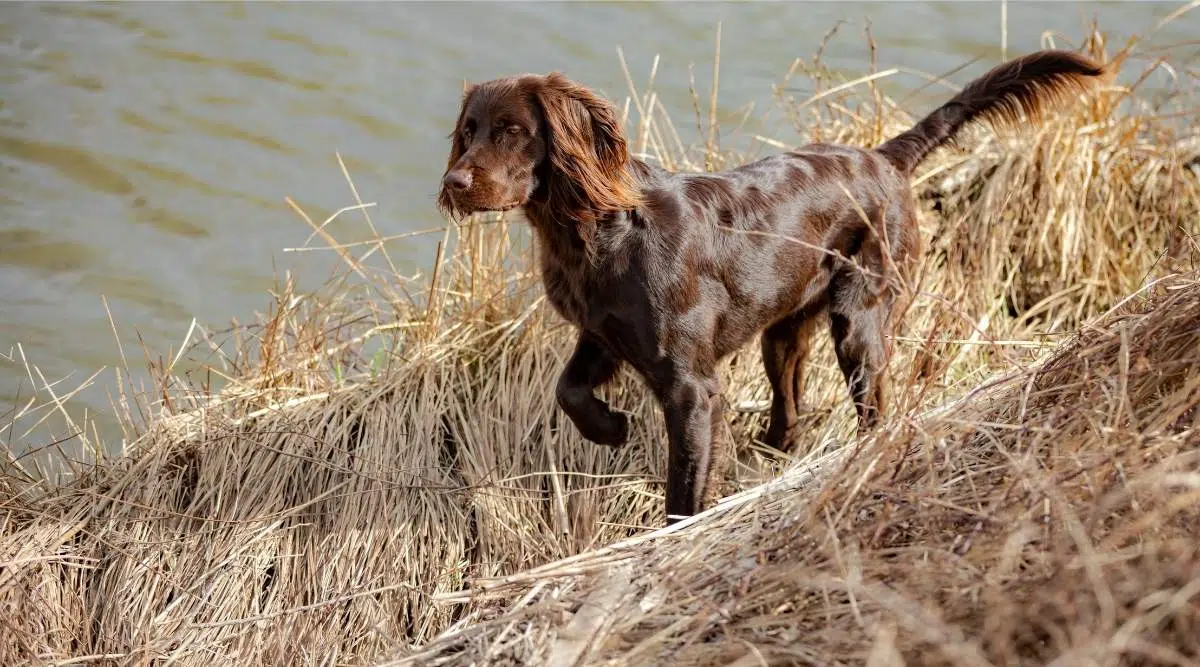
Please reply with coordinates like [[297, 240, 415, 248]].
[[540, 260, 613, 328], [540, 258, 671, 373]]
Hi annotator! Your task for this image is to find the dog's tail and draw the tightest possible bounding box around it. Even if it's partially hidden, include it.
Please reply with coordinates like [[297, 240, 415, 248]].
[[876, 49, 1113, 175]]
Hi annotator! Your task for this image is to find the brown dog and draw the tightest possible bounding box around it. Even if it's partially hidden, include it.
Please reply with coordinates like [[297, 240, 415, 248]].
[[437, 50, 1110, 523]]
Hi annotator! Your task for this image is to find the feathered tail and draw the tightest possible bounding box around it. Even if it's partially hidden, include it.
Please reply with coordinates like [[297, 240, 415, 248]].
[[877, 49, 1113, 174]]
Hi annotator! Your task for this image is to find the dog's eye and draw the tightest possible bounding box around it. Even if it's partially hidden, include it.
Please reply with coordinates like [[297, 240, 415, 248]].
[[505, 125, 523, 135]]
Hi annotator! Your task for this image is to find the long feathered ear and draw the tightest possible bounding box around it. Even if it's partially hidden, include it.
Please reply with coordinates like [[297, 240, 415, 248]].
[[437, 83, 478, 219], [533, 72, 641, 223]]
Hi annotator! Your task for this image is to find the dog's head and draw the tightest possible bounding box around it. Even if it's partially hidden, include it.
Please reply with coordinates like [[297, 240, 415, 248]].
[[437, 73, 641, 224]]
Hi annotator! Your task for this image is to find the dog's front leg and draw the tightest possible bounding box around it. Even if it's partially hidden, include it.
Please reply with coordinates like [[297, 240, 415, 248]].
[[555, 331, 629, 446], [660, 373, 722, 524]]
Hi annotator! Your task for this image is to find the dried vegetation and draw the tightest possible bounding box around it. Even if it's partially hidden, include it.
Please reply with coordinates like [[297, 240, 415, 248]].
[[2, 18, 1199, 667]]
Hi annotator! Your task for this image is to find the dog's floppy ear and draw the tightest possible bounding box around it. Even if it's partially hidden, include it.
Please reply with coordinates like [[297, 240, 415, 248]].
[[438, 83, 478, 218], [532, 72, 641, 219]]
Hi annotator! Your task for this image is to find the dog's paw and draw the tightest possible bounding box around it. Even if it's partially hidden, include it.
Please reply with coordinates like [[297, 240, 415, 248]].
[[760, 419, 792, 453], [587, 409, 630, 447], [761, 408, 828, 454]]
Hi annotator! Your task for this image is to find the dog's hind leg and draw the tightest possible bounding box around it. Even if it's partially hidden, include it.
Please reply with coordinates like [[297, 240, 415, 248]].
[[760, 312, 820, 453], [828, 277, 892, 431]]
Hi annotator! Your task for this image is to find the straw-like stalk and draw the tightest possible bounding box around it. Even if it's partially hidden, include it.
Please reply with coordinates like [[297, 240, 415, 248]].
[[2, 16, 1198, 667]]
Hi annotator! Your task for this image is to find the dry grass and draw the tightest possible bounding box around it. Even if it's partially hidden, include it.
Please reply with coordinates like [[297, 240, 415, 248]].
[[390, 269, 1200, 667], [2, 17, 1199, 667]]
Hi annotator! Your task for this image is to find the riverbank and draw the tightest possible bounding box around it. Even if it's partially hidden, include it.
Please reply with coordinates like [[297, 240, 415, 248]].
[[2, 23, 1198, 666]]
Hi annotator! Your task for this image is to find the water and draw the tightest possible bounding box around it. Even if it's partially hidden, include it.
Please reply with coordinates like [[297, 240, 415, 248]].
[[1, 2, 1194, 457]]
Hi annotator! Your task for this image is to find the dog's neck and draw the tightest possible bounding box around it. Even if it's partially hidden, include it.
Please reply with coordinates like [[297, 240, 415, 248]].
[[524, 199, 636, 267], [516, 158, 655, 325], [521, 157, 653, 261], [520, 214, 589, 260], [520, 192, 637, 327]]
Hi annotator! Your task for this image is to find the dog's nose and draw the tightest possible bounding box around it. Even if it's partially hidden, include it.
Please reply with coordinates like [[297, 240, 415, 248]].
[[443, 170, 472, 192]]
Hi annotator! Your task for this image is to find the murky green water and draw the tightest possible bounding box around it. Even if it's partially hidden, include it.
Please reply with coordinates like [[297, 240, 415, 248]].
[[1, 2, 1194, 457]]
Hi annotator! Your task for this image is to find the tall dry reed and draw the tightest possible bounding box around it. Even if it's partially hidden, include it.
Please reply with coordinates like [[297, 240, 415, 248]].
[[2, 17, 1198, 667]]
